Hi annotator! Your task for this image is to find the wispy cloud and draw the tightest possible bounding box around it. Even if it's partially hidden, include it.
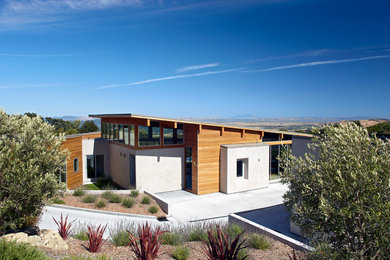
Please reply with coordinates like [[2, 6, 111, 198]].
[[245, 49, 330, 64], [97, 67, 244, 89], [176, 62, 220, 73], [244, 55, 390, 73], [0, 83, 60, 89]]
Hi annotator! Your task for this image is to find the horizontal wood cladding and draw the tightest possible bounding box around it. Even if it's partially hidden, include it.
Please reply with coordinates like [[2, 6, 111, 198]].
[[197, 126, 263, 195], [62, 137, 83, 189]]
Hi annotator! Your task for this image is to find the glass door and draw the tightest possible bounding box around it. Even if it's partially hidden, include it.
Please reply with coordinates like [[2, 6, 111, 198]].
[[185, 147, 192, 190]]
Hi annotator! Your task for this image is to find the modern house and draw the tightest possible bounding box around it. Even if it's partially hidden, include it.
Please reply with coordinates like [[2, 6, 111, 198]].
[[62, 113, 313, 195]]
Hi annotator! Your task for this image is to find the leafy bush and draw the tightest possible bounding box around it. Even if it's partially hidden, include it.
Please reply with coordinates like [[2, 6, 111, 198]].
[[0, 110, 66, 231], [121, 198, 134, 208], [148, 205, 158, 214], [203, 225, 248, 260], [101, 191, 114, 200], [82, 195, 98, 203], [188, 227, 208, 241], [73, 189, 85, 197], [108, 194, 122, 203], [87, 224, 108, 253], [248, 234, 271, 250], [0, 239, 49, 260], [130, 190, 139, 197], [111, 230, 130, 246], [141, 195, 151, 205], [161, 231, 183, 246], [73, 229, 89, 241], [95, 200, 106, 208], [128, 223, 167, 260], [172, 246, 190, 260], [52, 213, 74, 240], [280, 123, 390, 258]]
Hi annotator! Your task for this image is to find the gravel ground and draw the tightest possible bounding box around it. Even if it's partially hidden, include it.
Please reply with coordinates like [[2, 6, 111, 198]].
[[60, 193, 166, 218], [41, 237, 307, 259]]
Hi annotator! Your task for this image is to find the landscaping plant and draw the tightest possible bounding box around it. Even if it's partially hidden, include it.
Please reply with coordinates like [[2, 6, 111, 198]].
[[73, 189, 85, 197], [82, 195, 98, 203], [172, 246, 190, 260], [95, 200, 106, 208], [0, 239, 49, 260], [148, 205, 158, 214], [87, 224, 108, 253], [122, 198, 134, 208], [247, 234, 271, 250], [102, 191, 114, 200], [0, 110, 66, 231], [188, 227, 208, 242], [130, 190, 139, 198], [52, 213, 75, 240], [161, 231, 183, 246], [111, 230, 131, 246], [127, 222, 167, 260], [73, 229, 89, 241], [203, 225, 248, 260], [108, 194, 122, 203], [141, 195, 151, 205], [279, 123, 390, 258]]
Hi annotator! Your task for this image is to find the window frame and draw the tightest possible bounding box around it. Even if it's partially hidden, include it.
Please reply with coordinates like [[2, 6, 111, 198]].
[[73, 158, 79, 172]]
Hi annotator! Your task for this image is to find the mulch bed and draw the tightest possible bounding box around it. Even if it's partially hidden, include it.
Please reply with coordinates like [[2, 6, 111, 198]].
[[59, 193, 166, 217], [40, 237, 306, 259]]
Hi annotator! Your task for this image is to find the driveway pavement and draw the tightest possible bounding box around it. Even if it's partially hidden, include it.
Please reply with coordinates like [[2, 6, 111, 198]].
[[157, 182, 288, 222]]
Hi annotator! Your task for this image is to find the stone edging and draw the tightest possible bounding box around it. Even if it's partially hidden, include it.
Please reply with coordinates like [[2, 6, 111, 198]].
[[228, 213, 314, 252], [48, 204, 157, 220]]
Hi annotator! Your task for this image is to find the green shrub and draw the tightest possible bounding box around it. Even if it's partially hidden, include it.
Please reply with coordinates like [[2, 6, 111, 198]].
[[130, 190, 139, 197], [0, 239, 49, 260], [61, 253, 112, 260], [101, 191, 114, 200], [160, 231, 183, 246], [141, 195, 151, 205], [122, 198, 134, 208], [82, 194, 97, 203], [73, 189, 85, 197], [148, 205, 158, 214], [172, 246, 190, 260], [51, 197, 65, 204], [237, 248, 249, 260], [111, 230, 130, 246], [248, 234, 271, 250], [73, 229, 89, 241], [108, 194, 122, 203], [95, 199, 106, 208], [0, 110, 66, 231], [225, 224, 244, 239], [188, 227, 208, 241]]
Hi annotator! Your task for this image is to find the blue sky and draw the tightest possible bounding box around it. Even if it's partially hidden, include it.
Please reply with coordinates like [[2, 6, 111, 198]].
[[0, 0, 389, 119]]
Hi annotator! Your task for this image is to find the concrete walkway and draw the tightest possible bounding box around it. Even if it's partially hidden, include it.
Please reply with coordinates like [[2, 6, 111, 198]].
[[157, 182, 288, 222]]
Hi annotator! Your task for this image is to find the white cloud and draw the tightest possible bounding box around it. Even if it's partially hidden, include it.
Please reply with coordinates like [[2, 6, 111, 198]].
[[175, 62, 220, 73], [97, 67, 243, 89], [245, 55, 390, 73], [245, 49, 330, 64]]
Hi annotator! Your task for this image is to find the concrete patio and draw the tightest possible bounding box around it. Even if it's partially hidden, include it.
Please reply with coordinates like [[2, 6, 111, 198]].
[[157, 182, 288, 222]]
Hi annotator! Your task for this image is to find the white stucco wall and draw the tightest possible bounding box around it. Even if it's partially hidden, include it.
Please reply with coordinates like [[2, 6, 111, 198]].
[[220, 143, 269, 194], [109, 144, 135, 189], [82, 138, 111, 184], [82, 138, 95, 183], [135, 147, 184, 193]]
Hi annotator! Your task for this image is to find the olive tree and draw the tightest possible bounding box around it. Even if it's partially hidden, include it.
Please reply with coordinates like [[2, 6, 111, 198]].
[[280, 123, 390, 259], [0, 110, 67, 231]]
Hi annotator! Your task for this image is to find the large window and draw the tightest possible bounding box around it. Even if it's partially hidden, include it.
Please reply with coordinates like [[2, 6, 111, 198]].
[[101, 123, 106, 139], [124, 125, 129, 145], [86, 154, 104, 179], [163, 123, 184, 145], [73, 158, 79, 172], [263, 132, 280, 142], [109, 123, 114, 140], [269, 144, 291, 180], [113, 124, 118, 141], [139, 121, 160, 147], [129, 125, 135, 146], [118, 124, 124, 143]]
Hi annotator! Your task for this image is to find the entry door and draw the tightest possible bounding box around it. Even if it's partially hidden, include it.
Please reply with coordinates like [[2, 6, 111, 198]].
[[185, 147, 192, 190], [129, 154, 136, 187]]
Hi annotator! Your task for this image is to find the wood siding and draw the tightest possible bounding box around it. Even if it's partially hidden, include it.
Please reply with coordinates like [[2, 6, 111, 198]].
[[62, 132, 101, 190], [197, 126, 263, 194], [183, 124, 199, 194]]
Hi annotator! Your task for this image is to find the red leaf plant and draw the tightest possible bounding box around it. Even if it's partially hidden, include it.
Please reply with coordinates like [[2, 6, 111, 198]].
[[87, 223, 108, 253], [203, 225, 248, 260], [52, 213, 75, 240], [127, 222, 168, 260]]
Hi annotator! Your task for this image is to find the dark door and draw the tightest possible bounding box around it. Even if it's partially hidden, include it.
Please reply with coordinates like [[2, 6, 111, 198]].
[[129, 154, 136, 187], [185, 147, 192, 190]]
